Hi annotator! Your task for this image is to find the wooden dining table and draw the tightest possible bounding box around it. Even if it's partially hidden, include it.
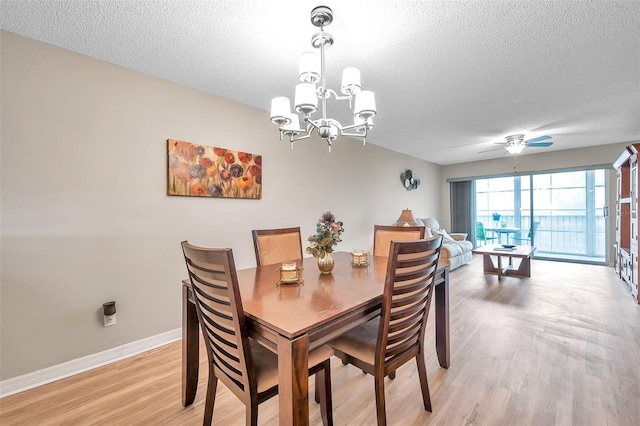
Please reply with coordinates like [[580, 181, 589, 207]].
[[181, 251, 450, 425]]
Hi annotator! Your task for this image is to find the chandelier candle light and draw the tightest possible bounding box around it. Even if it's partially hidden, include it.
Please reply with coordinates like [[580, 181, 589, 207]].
[[270, 6, 377, 152]]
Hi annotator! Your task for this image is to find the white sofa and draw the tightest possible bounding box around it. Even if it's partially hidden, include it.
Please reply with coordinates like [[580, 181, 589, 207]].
[[418, 217, 473, 270]]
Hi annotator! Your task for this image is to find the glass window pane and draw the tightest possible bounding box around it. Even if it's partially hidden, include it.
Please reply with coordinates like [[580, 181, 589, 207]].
[[475, 168, 607, 263]]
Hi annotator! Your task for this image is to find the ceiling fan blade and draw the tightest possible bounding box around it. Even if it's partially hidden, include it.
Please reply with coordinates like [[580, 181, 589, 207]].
[[478, 147, 505, 153], [526, 141, 554, 147], [525, 135, 552, 144]]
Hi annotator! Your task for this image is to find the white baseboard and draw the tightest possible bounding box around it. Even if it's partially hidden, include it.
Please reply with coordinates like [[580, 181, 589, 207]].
[[0, 328, 182, 398]]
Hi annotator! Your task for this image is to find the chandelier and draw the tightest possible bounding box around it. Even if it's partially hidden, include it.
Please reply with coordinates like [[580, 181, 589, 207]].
[[269, 6, 377, 152], [505, 134, 525, 155]]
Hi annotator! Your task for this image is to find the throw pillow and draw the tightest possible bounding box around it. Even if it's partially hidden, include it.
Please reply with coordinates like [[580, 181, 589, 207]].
[[424, 227, 433, 238], [433, 228, 455, 243]]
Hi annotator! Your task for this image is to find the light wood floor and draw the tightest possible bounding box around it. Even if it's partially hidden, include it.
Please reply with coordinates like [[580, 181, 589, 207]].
[[2, 256, 639, 425]]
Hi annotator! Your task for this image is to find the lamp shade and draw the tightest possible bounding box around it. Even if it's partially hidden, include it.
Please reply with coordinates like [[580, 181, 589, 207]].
[[341, 67, 361, 95], [299, 51, 320, 83], [282, 113, 301, 132], [294, 82, 318, 114], [270, 97, 291, 124], [354, 91, 376, 119], [395, 209, 418, 226]]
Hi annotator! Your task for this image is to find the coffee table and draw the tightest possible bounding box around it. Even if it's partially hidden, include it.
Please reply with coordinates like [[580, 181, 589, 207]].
[[472, 245, 536, 281]]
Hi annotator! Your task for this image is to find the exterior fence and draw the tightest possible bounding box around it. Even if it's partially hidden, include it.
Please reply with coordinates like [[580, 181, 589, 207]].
[[477, 214, 606, 259]]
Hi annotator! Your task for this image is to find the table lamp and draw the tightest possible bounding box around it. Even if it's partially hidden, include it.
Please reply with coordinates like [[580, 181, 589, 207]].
[[394, 208, 418, 226]]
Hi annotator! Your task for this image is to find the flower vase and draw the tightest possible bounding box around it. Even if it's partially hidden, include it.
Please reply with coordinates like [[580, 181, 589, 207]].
[[317, 252, 334, 274]]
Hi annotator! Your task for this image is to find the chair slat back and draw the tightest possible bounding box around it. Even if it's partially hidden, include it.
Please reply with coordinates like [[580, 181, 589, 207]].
[[377, 237, 443, 366], [252, 227, 303, 266], [373, 225, 425, 257], [181, 242, 253, 392]]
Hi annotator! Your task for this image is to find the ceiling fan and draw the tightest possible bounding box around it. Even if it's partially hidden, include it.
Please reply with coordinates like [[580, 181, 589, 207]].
[[480, 134, 553, 155]]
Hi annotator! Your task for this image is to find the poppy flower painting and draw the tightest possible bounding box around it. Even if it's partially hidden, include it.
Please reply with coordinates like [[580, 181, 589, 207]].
[[168, 139, 262, 199]]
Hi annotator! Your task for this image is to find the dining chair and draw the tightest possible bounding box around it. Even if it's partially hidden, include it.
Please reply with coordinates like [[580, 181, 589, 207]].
[[513, 221, 539, 245], [251, 227, 303, 266], [475, 222, 497, 246], [181, 241, 334, 426], [328, 236, 443, 426], [373, 225, 425, 257]]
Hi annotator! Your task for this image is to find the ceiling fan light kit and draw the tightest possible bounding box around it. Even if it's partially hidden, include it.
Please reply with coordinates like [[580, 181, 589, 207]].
[[505, 134, 526, 154], [269, 6, 376, 152]]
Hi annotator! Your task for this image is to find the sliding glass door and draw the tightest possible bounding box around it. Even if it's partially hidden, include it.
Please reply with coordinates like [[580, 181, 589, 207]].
[[529, 170, 606, 261], [474, 169, 607, 263]]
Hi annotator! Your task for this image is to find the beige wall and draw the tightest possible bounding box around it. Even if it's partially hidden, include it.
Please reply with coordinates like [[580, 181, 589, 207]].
[[0, 31, 441, 379]]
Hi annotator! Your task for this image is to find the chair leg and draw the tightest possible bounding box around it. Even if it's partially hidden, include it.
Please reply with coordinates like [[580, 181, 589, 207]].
[[388, 370, 396, 380], [374, 374, 387, 426], [415, 354, 432, 412], [246, 400, 258, 426], [316, 360, 333, 426], [203, 369, 218, 425]]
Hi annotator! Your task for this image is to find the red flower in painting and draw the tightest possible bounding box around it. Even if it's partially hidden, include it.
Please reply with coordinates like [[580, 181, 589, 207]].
[[220, 169, 233, 181], [238, 152, 252, 163], [213, 148, 227, 157], [254, 156, 262, 166], [174, 162, 191, 182], [254, 175, 262, 185], [190, 183, 207, 196], [224, 152, 235, 164], [248, 165, 261, 177], [236, 176, 253, 191], [199, 157, 213, 168], [174, 141, 197, 162]]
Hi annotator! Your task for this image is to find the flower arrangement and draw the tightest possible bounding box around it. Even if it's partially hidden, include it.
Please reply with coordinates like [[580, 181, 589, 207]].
[[306, 211, 344, 258]]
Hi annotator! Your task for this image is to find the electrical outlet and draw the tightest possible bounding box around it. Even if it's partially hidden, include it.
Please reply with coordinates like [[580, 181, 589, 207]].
[[104, 313, 116, 327]]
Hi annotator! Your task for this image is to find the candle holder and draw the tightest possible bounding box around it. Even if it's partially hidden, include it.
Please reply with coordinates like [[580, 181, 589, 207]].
[[277, 262, 304, 285], [350, 250, 370, 266]]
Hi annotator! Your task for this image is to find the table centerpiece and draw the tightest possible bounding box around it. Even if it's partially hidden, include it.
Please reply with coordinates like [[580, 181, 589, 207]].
[[306, 211, 344, 274]]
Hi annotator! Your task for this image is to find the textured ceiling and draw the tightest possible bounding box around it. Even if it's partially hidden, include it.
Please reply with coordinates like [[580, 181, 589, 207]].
[[1, 0, 639, 165]]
